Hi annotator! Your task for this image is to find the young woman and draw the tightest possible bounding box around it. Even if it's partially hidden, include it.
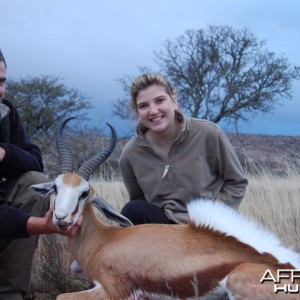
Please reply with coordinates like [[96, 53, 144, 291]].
[[119, 73, 248, 225]]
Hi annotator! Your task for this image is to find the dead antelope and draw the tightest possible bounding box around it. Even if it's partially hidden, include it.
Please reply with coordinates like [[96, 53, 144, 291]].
[[30, 117, 300, 300]]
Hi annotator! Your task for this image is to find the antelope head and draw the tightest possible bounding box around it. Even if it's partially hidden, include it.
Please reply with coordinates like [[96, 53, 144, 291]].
[[30, 117, 127, 230]]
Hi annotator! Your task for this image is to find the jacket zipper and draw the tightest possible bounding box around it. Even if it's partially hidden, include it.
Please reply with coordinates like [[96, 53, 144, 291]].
[[162, 164, 170, 179]]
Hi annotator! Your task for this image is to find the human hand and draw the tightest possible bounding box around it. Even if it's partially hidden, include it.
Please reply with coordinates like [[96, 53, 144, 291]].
[[27, 207, 83, 237], [44, 207, 83, 238]]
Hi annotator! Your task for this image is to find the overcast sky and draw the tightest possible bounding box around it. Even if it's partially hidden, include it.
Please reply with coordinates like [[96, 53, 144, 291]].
[[2, 0, 300, 136]]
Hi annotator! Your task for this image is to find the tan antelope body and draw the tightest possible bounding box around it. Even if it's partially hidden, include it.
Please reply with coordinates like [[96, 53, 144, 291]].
[[30, 117, 300, 299]]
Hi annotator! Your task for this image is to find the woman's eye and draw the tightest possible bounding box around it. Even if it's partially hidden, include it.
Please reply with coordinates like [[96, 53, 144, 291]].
[[138, 104, 147, 110], [156, 97, 165, 104]]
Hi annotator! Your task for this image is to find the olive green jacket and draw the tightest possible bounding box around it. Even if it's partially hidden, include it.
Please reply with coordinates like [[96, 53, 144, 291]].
[[119, 113, 248, 223]]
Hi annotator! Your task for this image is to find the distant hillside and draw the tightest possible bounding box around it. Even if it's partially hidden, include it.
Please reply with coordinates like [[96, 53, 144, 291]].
[[227, 134, 300, 173]]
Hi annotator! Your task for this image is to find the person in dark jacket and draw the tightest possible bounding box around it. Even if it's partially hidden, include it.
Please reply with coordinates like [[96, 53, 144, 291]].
[[0, 49, 51, 299], [0, 206, 82, 239]]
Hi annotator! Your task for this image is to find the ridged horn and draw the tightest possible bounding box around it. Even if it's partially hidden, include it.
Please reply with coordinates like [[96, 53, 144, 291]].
[[55, 116, 76, 174], [78, 123, 117, 181]]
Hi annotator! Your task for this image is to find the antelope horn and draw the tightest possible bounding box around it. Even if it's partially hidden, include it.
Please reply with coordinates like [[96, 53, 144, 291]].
[[78, 123, 117, 181], [55, 116, 76, 174]]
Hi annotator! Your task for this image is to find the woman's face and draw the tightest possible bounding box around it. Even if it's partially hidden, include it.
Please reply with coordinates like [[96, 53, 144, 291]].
[[135, 84, 178, 134]]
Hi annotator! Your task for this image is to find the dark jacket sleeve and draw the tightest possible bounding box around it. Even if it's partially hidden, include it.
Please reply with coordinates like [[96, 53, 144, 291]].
[[0, 206, 30, 238], [0, 99, 43, 179]]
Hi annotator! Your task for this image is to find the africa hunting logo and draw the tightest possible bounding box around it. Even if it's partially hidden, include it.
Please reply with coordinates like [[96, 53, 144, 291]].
[[260, 269, 300, 293]]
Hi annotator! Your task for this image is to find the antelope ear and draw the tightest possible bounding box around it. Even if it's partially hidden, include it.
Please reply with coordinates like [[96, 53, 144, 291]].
[[29, 182, 55, 197], [91, 194, 133, 227]]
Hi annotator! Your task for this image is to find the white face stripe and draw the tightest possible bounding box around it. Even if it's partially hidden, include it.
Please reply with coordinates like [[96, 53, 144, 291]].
[[53, 173, 90, 228]]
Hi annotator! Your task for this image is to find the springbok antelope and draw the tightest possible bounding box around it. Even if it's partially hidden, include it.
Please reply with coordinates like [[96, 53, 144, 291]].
[[30, 117, 300, 300]]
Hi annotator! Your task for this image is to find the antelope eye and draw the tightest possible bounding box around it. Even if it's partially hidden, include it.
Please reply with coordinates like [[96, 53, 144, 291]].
[[80, 191, 89, 199]]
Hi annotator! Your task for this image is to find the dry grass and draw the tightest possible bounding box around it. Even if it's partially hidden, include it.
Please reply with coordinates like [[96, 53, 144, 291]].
[[90, 177, 129, 212], [26, 167, 300, 299], [240, 167, 300, 252], [26, 236, 92, 299]]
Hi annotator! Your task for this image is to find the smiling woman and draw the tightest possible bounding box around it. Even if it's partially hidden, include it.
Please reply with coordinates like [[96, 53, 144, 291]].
[[135, 84, 180, 160], [119, 73, 248, 225]]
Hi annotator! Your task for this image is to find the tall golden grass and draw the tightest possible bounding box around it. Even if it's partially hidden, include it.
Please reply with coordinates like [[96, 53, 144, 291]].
[[26, 166, 300, 299], [240, 166, 300, 252]]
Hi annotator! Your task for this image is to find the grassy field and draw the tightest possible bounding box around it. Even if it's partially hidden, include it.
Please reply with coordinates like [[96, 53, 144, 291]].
[[26, 166, 300, 299], [240, 167, 300, 251]]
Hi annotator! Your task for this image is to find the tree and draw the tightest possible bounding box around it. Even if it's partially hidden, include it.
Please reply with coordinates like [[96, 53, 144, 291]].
[[5, 75, 118, 178], [6, 75, 92, 139], [113, 25, 300, 127]]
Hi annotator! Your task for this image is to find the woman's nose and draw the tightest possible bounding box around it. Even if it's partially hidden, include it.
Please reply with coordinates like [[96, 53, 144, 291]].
[[149, 104, 158, 114]]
